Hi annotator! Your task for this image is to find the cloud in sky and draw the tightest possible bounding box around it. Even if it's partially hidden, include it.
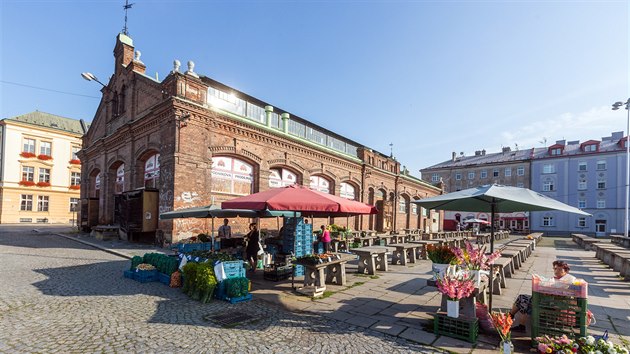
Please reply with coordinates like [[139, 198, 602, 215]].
[[500, 105, 625, 149]]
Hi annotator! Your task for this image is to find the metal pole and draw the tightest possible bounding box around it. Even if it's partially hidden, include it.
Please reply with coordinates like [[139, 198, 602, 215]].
[[626, 103, 629, 238], [489, 200, 496, 311]]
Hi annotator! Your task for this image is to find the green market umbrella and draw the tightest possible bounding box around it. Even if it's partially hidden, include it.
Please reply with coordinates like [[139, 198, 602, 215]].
[[411, 184, 590, 309], [159, 205, 298, 220]]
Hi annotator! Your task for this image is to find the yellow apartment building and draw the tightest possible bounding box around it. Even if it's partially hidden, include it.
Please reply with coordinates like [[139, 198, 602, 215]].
[[0, 111, 87, 224]]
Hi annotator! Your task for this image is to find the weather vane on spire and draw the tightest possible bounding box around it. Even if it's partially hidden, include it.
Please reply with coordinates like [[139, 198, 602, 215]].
[[122, 0, 135, 35]]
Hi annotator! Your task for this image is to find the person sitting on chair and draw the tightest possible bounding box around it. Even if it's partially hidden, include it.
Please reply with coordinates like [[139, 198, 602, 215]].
[[509, 260, 576, 331]]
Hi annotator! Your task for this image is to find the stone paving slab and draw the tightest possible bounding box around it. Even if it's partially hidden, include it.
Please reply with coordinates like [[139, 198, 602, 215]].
[[26, 228, 630, 353]]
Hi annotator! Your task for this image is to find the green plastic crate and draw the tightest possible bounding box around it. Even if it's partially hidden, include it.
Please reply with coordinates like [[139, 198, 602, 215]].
[[433, 313, 478, 343], [531, 291, 587, 343]]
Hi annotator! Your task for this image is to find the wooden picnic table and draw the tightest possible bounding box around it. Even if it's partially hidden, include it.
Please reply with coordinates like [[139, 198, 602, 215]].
[[351, 246, 390, 275], [390, 243, 423, 265]]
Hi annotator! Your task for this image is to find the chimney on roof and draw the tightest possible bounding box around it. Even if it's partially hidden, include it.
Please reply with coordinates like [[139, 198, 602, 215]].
[[114, 33, 135, 75], [502, 146, 511, 153], [556, 139, 566, 146], [475, 150, 481, 156], [452, 152, 456, 161], [482, 149, 486, 155]]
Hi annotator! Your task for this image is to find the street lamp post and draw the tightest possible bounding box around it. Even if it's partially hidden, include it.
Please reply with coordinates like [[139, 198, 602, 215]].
[[612, 98, 630, 238], [81, 72, 107, 88]]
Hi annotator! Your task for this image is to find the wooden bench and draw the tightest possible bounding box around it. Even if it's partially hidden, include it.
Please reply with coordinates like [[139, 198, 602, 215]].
[[500, 249, 522, 269], [611, 235, 630, 248]]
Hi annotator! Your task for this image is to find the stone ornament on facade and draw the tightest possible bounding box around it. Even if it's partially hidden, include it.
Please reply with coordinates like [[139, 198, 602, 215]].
[[172, 59, 180, 73], [186, 60, 198, 78], [133, 50, 143, 63]]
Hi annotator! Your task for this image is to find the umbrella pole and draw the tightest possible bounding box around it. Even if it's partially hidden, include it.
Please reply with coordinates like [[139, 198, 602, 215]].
[[211, 217, 215, 252], [489, 200, 496, 311]]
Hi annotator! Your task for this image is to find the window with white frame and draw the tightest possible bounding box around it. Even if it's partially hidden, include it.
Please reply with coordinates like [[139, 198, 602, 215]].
[[493, 169, 499, 177], [20, 194, 33, 211], [597, 180, 606, 189], [596, 199, 605, 209], [37, 196, 49, 212], [399, 198, 407, 213], [543, 179, 554, 192], [550, 148, 562, 156], [71, 172, 81, 186], [40, 141, 51, 156], [480, 170, 487, 178], [69, 197, 79, 212], [22, 166, 34, 181], [578, 178, 587, 190], [144, 153, 160, 188], [542, 164, 555, 174], [578, 199, 586, 208], [467, 172, 474, 180], [583, 144, 597, 152], [309, 176, 331, 194], [542, 216, 554, 226], [115, 164, 125, 194], [340, 182, 355, 200], [578, 162, 587, 171], [596, 160, 606, 170], [269, 168, 297, 188], [23, 138, 35, 153], [504, 168, 511, 177], [455, 173, 461, 180], [411, 203, 417, 215], [431, 174, 440, 182], [38, 168, 50, 183], [517, 182, 524, 188], [578, 217, 587, 227], [517, 166, 524, 176]]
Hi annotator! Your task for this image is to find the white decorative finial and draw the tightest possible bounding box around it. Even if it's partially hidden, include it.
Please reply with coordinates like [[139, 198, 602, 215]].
[[173, 59, 181, 73], [134, 50, 142, 62], [186, 60, 198, 78]]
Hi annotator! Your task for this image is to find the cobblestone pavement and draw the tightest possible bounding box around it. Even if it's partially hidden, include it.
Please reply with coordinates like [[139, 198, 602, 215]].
[[0, 226, 445, 354]]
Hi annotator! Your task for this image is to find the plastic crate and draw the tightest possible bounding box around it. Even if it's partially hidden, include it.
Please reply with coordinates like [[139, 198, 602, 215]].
[[434, 313, 478, 343], [123, 270, 134, 279], [532, 276, 588, 298], [222, 260, 246, 279], [228, 293, 253, 304], [158, 272, 171, 285], [531, 291, 588, 341], [215, 281, 227, 300], [263, 266, 293, 281], [177, 243, 204, 253], [133, 269, 158, 283], [294, 265, 304, 277]]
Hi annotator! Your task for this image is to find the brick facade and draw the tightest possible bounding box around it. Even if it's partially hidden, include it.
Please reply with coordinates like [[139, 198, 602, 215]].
[[79, 34, 440, 242]]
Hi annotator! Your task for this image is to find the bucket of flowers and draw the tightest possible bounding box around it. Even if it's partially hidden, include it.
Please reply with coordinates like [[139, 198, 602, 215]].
[[427, 244, 458, 280], [436, 267, 475, 318], [452, 241, 501, 287], [489, 310, 513, 353]]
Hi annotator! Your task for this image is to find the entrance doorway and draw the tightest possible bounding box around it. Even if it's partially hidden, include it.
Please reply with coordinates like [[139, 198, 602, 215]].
[[595, 220, 606, 237]]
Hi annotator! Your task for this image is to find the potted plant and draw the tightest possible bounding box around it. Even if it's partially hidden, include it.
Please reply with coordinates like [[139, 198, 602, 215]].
[[452, 241, 502, 286], [490, 310, 514, 353], [436, 269, 475, 318], [427, 244, 457, 280]]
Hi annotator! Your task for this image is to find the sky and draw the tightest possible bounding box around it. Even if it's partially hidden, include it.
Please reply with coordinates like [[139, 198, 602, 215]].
[[1, 0, 628, 176]]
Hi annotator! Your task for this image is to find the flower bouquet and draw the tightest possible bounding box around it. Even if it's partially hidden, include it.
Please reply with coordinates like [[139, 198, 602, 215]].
[[490, 310, 513, 353], [452, 241, 502, 271], [436, 269, 475, 318], [427, 245, 458, 264]]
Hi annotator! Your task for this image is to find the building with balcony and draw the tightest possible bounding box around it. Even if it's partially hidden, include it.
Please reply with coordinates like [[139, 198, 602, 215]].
[[79, 33, 440, 242], [0, 111, 87, 224]]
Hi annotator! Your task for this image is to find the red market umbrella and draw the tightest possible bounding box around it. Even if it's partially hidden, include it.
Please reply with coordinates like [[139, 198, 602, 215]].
[[221, 185, 377, 217]]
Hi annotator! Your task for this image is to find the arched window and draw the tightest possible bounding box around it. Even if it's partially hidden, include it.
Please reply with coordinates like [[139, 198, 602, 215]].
[[340, 182, 355, 200], [376, 189, 385, 201], [399, 197, 407, 213], [115, 164, 125, 194], [269, 168, 297, 188], [144, 153, 160, 188], [95, 173, 101, 191], [211, 157, 254, 195], [309, 175, 330, 194]]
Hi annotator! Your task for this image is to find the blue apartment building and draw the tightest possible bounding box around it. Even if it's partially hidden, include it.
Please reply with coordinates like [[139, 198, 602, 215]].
[[530, 132, 627, 236]]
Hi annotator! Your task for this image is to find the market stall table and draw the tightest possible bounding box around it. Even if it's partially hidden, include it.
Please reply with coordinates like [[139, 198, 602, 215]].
[[293, 254, 351, 297], [358, 235, 379, 247], [330, 239, 350, 252], [377, 234, 395, 246], [351, 246, 390, 275], [390, 243, 423, 265], [409, 240, 440, 260]]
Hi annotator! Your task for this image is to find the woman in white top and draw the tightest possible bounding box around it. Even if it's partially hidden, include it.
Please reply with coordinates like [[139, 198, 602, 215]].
[[509, 260, 576, 331]]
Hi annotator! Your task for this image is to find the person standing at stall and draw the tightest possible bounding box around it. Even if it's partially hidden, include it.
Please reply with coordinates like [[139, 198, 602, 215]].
[[218, 218, 231, 238], [245, 223, 261, 271], [320, 225, 331, 253]]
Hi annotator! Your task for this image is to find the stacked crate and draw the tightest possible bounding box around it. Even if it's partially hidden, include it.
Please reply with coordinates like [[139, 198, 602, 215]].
[[282, 217, 313, 276]]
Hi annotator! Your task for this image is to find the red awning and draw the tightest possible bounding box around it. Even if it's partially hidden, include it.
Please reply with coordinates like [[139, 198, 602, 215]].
[[221, 185, 377, 216]]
